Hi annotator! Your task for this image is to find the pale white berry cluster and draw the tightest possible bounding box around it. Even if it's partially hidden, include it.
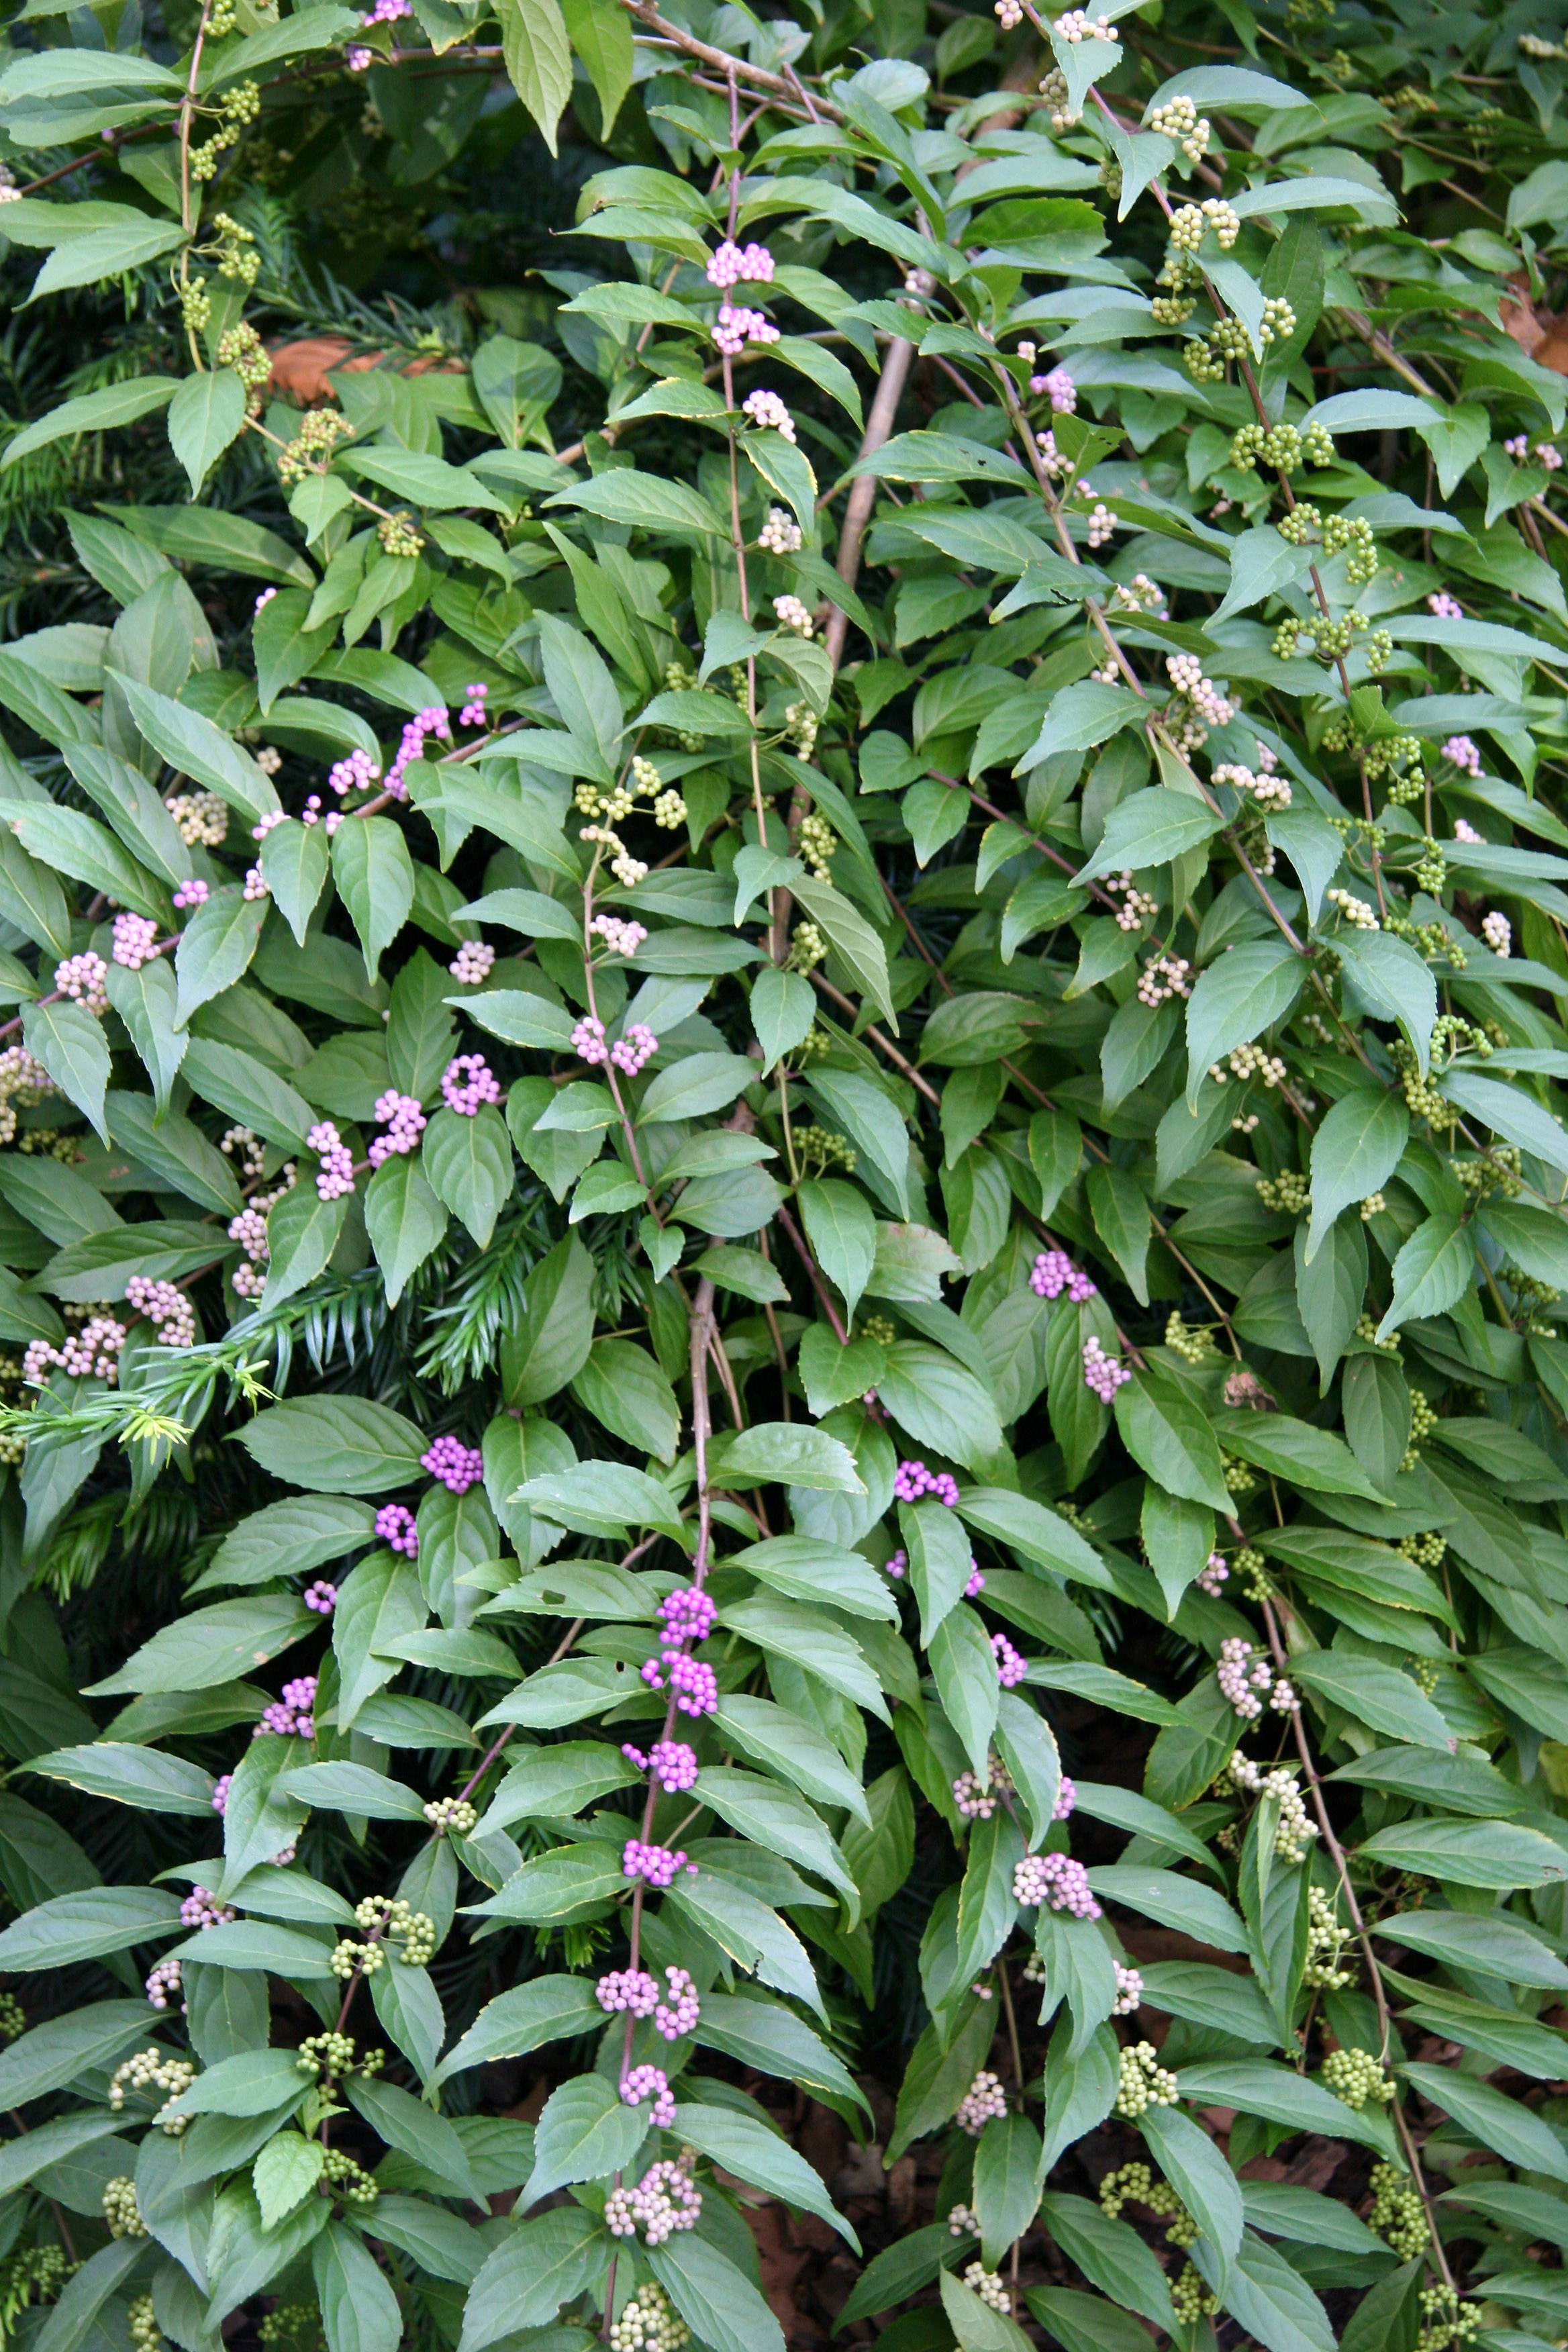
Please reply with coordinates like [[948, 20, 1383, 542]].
[[963, 2266, 1010, 2313], [1217, 1636, 1297, 1720], [1326, 886, 1379, 931], [109, 2047, 196, 2135], [610, 2284, 689, 2352], [1105, 871, 1159, 932], [758, 505, 803, 554], [1137, 954, 1191, 1008], [1148, 93, 1210, 160], [1229, 1752, 1317, 1863], [773, 593, 814, 638], [1169, 197, 1240, 252], [1054, 7, 1119, 37], [1481, 910, 1512, 957], [1214, 754, 1291, 812], [1210, 1041, 1287, 1088]]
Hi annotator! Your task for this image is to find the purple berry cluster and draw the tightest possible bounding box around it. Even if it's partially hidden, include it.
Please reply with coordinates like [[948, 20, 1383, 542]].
[[893, 1458, 959, 1506], [421, 1437, 483, 1494], [1030, 1248, 1097, 1302], [375, 1503, 418, 1558]]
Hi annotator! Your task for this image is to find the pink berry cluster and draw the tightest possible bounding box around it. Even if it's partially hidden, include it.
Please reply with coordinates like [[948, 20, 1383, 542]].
[[24, 1315, 125, 1387], [1030, 1249, 1097, 1302], [257, 1675, 317, 1738], [885, 1550, 907, 1579], [1032, 364, 1076, 411], [992, 1632, 1028, 1687], [741, 389, 795, 442], [458, 682, 489, 729], [1083, 1337, 1131, 1401], [126, 1275, 196, 1348], [1054, 1776, 1077, 1820], [571, 1014, 610, 1066], [387, 705, 451, 800], [957, 2070, 1008, 2136], [622, 1839, 695, 1887], [375, 1502, 418, 1558], [623, 1738, 699, 1793], [422, 1436, 484, 1493], [307, 1121, 356, 1200], [369, 1090, 426, 1167], [642, 1584, 718, 1717], [1113, 1963, 1143, 2015], [1013, 1851, 1101, 1917], [448, 940, 495, 985], [54, 951, 109, 1014], [179, 1887, 234, 1930], [707, 239, 775, 287], [612, 1022, 658, 1076], [591, 914, 647, 959], [620, 2064, 676, 2126], [303, 1580, 337, 1615], [1442, 734, 1482, 777], [1453, 818, 1482, 844], [605, 2156, 701, 2245], [173, 877, 209, 912], [145, 1957, 183, 2010], [328, 747, 380, 799], [596, 1965, 699, 2042], [893, 1458, 959, 1506], [111, 912, 159, 970], [596, 1967, 660, 2016], [1218, 1636, 1297, 1720], [713, 304, 779, 356], [954, 1771, 1002, 1821], [361, 0, 410, 21], [1197, 1552, 1228, 1596], [441, 1053, 500, 1116], [1426, 591, 1463, 620]]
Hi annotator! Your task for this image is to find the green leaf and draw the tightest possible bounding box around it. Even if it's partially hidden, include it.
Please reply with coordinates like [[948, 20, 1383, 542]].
[[432, 1975, 603, 2084], [3, 376, 178, 468], [522, 2073, 648, 2203], [313, 2221, 402, 2352], [173, 890, 267, 1028], [240, 1398, 426, 1494], [119, 677, 279, 826], [363, 1154, 448, 1306], [1304, 1088, 1409, 1261], [1376, 1212, 1474, 1340], [1076, 788, 1224, 885], [1114, 1374, 1232, 1512], [711, 1420, 863, 1492], [21, 1001, 110, 1142], [648, 2231, 787, 2352], [929, 1601, 1001, 1778], [0, 1885, 181, 1970], [458, 2209, 603, 2352], [253, 2132, 325, 2230], [1185, 939, 1304, 1108], [799, 1177, 877, 1321], [1402, 2063, 1568, 2184], [675, 2102, 856, 2244], [166, 369, 246, 496], [332, 818, 415, 978]]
